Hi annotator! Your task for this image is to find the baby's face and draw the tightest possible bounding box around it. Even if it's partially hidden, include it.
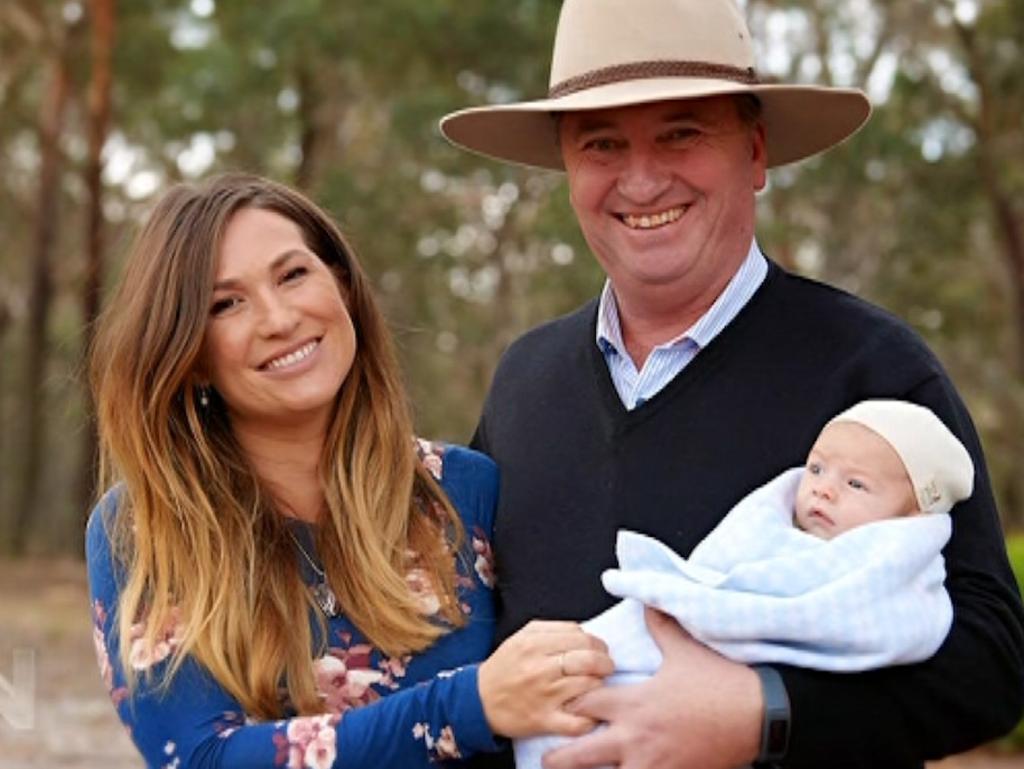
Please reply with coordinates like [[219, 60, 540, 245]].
[[794, 421, 917, 539]]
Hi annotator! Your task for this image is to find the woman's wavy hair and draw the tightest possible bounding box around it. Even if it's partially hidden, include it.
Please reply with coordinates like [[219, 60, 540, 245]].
[[91, 173, 465, 718]]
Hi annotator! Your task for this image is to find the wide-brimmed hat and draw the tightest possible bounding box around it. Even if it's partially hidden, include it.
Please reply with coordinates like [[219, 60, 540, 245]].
[[440, 0, 872, 171]]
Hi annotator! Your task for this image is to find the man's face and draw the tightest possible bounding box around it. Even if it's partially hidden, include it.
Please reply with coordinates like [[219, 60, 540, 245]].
[[559, 96, 766, 309]]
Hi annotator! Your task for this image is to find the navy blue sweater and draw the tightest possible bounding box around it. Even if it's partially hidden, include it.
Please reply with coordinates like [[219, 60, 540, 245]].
[[472, 263, 1024, 769]]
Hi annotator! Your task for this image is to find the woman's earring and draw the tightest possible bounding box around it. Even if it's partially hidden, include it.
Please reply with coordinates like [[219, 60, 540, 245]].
[[198, 386, 210, 408]]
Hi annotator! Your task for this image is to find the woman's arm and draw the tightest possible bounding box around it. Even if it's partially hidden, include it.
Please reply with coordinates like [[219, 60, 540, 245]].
[[88, 504, 505, 768], [89, 507, 610, 768]]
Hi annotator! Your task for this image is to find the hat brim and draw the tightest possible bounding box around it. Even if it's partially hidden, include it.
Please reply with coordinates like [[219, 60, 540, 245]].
[[440, 79, 871, 171]]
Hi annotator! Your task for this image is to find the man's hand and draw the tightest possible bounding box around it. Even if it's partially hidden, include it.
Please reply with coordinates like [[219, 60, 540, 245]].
[[542, 608, 764, 769]]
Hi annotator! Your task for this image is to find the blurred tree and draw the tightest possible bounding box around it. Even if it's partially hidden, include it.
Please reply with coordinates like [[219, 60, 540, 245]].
[[0, 0, 1020, 552], [74, 0, 116, 552], [12, 4, 80, 555], [744, 0, 1024, 526], [128, 0, 594, 439], [0, 293, 9, 520], [941, 0, 1024, 370]]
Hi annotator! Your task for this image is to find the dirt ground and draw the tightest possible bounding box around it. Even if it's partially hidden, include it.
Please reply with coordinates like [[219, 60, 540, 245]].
[[0, 559, 139, 768], [0, 558, 1020, 769]]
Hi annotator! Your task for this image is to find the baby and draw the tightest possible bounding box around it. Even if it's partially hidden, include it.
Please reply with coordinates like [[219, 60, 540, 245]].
[[516, 399, 975, 769], [792, 400, 965, 539]]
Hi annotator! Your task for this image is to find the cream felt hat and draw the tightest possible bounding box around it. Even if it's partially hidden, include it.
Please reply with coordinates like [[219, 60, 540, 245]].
[[828, 400, 975, 516], [440, 0, 872, 171]]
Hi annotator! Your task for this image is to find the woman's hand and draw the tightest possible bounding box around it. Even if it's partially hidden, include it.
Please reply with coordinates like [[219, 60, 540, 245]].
[[477, 620, 614, 738]]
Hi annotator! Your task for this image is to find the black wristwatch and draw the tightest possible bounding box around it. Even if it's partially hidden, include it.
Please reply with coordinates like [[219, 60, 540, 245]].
[[752, 665, 790, 768]]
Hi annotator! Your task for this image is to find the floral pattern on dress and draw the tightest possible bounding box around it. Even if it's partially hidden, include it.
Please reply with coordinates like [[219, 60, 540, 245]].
[[412, 722, 462, 762], [471, 527, 496, 588], [91, 599, 129, 706], [161, 740, 180, 769], [272, 714, 341, 769], [377, 652, 409, 684], [214, 710, 248, 739], [313, 648, 383, 713], [406, 566, 442, 616], [127, 606, 185, 671], [313, 630, 412, 712], [412, 440, 498, 617], [415, 438, 445, 481]]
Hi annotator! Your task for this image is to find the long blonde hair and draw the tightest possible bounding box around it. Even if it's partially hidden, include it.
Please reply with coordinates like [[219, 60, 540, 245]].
[[91, 173, 465, 718]]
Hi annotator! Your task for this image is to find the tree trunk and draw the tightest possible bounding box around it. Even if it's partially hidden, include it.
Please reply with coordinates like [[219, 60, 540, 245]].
[[0, 297, 11, 533], [295, 63, 320, 191], [987, 179, 1024, 376], [12, 36, 73, 555], [947, 11, 1024, 528], [74, 0, 116, 556], [950, 15, 1024, 375]]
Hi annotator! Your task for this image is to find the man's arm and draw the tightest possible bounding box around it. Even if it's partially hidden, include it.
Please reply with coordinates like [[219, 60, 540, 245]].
[[544, 609, 763, 769], [547, 374, 1024, 769]]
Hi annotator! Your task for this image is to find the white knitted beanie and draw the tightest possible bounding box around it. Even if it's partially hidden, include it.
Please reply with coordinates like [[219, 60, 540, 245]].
[[828, 400, 974, 515]]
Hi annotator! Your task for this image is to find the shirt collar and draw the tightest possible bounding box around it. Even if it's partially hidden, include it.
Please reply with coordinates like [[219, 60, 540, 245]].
[[596, 240, 768, 356]]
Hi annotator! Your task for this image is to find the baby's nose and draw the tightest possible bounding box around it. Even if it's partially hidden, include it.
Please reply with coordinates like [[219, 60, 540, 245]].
[[813, 482, 835, 500]]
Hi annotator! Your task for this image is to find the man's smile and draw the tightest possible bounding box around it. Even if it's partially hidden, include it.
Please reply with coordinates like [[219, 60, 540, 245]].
[[617, 205, 688, 230]]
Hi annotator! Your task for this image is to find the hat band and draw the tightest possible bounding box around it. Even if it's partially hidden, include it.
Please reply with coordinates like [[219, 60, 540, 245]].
[[549, 60, 759, 99]]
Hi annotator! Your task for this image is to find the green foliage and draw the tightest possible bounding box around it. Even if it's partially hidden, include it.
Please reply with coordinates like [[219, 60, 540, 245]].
[[1001, 533, 1024, 748], [1008, 534, 1024, 588]]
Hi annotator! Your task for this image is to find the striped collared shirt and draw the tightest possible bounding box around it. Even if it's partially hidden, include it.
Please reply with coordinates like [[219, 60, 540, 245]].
[[596, 241, 768, 410]]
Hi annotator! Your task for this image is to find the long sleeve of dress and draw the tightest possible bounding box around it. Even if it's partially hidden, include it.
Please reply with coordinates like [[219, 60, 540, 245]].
[[87, 444, 502, 769]]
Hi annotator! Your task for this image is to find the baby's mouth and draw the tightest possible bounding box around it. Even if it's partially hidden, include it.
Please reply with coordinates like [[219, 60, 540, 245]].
[[808, 508, 834, 526]]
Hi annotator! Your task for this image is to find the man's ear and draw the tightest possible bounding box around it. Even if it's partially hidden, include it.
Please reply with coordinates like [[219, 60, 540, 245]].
[[751, 122, 767, 192]]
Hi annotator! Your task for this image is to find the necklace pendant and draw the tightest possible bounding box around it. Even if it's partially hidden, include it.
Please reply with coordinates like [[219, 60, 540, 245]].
[[313, 581, 339, 617]]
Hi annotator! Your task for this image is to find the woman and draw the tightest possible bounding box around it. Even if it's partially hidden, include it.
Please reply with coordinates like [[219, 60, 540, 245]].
[[86, 173, 611, 769]]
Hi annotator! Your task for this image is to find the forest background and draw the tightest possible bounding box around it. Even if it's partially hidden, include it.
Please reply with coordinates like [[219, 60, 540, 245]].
[[1, 0, 1024, 763], [0, 0, 1022, 558]]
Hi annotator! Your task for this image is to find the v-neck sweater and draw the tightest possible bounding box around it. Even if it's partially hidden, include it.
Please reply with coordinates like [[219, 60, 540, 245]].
[[472, 262, 1024, 769]]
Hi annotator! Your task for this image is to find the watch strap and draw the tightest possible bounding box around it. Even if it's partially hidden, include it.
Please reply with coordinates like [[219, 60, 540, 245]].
[[752, 664, 790, 767]]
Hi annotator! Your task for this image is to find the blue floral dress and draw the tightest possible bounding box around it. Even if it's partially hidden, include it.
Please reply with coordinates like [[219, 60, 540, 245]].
[[87, 442, 501, 769]]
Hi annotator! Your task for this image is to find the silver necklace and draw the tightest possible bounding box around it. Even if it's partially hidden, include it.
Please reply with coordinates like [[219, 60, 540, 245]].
[[287, 530, 339, 617]]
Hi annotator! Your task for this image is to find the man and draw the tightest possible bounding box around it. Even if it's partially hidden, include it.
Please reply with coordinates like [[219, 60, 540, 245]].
[[441, 0, 1024, 767]]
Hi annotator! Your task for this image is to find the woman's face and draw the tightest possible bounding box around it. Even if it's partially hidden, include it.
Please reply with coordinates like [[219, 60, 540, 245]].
[[202, 207, 356, 433]]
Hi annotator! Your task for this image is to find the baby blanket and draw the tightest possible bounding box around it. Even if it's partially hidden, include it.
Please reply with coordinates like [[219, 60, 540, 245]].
[[514, 467, 953, 769]]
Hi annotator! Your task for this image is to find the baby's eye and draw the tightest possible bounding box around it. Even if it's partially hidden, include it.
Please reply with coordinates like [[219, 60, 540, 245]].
[[211, 296, 241, 316], [807, 461, 822, 475], [848, 478, 868, 491]]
